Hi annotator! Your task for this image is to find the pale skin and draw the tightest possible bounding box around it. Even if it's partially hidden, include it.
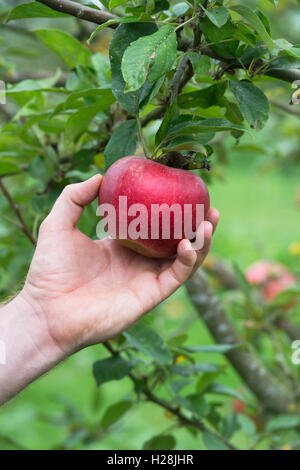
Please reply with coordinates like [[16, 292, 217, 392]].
[[0, 174, 219, 405]]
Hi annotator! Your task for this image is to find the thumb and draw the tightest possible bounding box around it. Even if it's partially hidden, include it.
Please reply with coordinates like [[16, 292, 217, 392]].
[[41, 175, 102, 232]]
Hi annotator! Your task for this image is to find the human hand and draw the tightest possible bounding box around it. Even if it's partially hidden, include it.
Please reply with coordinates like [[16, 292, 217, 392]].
[[20, 175, 219, 356]]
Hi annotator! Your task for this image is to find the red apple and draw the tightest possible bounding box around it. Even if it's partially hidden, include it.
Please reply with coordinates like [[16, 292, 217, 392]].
[[233, 398, 245, 414], [245, 260, 296, 304], [98, 156, 210, 258]]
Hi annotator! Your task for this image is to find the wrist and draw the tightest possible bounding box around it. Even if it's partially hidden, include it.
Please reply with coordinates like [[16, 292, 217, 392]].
[[0, 291, 65, 405]]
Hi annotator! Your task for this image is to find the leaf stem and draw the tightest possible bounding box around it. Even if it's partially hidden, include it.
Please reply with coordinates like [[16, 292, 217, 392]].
[[103, 341, 238, 450], [175, 16, 196, 31], [0, 179, 36, 246]]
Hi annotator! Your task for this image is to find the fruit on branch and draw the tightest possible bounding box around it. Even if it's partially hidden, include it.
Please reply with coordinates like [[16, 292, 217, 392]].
[[99, 156, 210, 258], [245, 260, 296, 304], [233, 398, 245, 414]]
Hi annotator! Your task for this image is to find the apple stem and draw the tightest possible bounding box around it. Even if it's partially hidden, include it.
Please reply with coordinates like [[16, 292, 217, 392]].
[[137, 115, 151, 159]]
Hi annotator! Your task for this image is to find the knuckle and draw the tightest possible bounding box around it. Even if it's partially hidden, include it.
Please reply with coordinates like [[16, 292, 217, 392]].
[[62, 184, 75, 197]]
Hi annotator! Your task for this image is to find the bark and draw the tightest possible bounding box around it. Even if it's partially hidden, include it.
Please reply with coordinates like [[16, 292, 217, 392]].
[[186, 269, 294, 413]]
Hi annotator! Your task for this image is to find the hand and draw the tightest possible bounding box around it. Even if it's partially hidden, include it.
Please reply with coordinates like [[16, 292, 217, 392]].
[[20, 175, 219, 356]]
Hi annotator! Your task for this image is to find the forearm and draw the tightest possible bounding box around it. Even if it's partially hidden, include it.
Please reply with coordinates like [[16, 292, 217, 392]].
[[0, 293, 65, 405]]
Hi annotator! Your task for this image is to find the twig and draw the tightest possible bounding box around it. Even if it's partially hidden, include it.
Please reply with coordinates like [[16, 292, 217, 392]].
[[36, 1, 300, 85], [37, 0, 117, 26], [141, 106, 166, 127], [269, 99, 300, 118], [170, 54, 191, 103], [0, 179, 36, 246], [204, 256, 300, 342], [186, 269, 295, 413], [4, 72, 68, 87], [103, 342, 237, 450]]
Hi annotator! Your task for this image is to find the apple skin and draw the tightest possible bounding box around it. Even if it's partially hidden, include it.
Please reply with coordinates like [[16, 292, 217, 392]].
[[233, 398, 245, 414], [99, 156, 210, 258], [245, 260, 296, 304]]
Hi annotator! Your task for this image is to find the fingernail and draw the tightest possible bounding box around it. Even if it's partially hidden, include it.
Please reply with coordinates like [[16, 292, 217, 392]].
[[184, 240, 192, 251]]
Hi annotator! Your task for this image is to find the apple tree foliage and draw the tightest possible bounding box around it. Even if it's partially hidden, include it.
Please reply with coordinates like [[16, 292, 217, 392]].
[[0, 0, 300, 450]]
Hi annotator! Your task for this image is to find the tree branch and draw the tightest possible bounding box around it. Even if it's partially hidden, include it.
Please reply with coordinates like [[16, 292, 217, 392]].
[[141, 106, 165, 127], [186, 269, 295, 413], [270, 99, 300, 118], [4, 72, 68, 87], [0, 179, 36, 246], [37, 1, 300, 86], [103, 341, 237, 450], [37, 0, 117, 26], [171, 54, 191, 103], [204, 256, 300, 342]]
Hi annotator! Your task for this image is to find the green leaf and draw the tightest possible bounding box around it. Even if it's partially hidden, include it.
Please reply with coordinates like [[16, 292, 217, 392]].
[[155, 101, 178, 146], [110, 23, 158, 114], [124, 321, 172, 366], [229, 5, 274, 53], [269, 56, 300, 70], [0, 162, 20, 175], [165, 118, 248, 140], [185, 344, 240, 354], [93, 356, 133, 387], [109, 0, 128, 11], [53, 88, 114, 115], [172, 2, 189, 17], [221, 97, 244, 125], [172, 363, 222, 376], [29, 155, 56, 184], [143, 434, 176, 450], [104, 119, 138, 170], [34, 29, 92, 68], [229, 80, 270, 127], [161, 134, 213, 153], [188, 53, 211, 75], [221, 412, 240, 440], [66, 101, 111, 140], [200, 17, 239, 59], [274, 39, 300, 59], [237, 415, 256, 436], [179, 394, 210, 419], [6, 70, 66, 96], [101, 401, 132, 430], [178, 82, 227, 109], [121, 25, 177, 93], [7, 2, 68, 21], [206, 383, 246, 403], [38, 118, 65, 134], [232, 261, 253, 300], [88, 17, 144, 43], [266, 415, 300, 432], [204, 6, 230, 28], [269, 286, 300, 308], [73, 149, 97, 171], [202, 431, 229, 450], [196, 371, 223, 393]]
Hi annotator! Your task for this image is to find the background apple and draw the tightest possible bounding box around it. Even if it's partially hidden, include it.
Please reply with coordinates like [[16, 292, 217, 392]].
[[245, 260, 296, 304], [99, 156, 210, 258]]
